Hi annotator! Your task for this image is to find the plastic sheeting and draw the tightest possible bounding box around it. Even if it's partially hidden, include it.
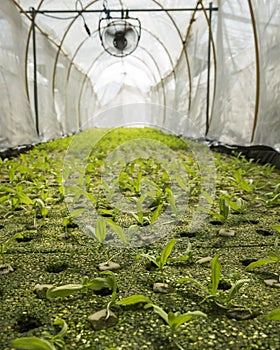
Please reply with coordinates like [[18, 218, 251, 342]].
[[0, 0, 279, 151]]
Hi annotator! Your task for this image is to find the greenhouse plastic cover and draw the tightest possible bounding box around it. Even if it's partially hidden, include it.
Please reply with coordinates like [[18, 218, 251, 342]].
[[0, 1, 279, 153]]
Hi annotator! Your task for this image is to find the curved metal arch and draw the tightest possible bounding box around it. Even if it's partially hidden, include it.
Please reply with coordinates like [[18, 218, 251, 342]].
[[13, 0, 44, 102], [14, 0, 81, 104], [247, 0, 260, 143], [51, 0, 100, 94], [197, 1, 218, 131]]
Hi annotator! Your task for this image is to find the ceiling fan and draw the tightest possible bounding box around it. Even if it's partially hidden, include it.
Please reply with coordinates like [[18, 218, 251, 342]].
[[99, 10, 141, 57]]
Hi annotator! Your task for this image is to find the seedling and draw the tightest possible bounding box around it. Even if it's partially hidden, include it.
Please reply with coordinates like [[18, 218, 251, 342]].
[[117, 294, 206, 350], [178, 255, 250, 307], [136, 238, 192, 270], [62, 208, 85, 234], [266, 183, 280, 205], [0, 183, 33, 211], [100, 270, 118, 318], [13, 318, 68, 350], [231, 169, 255, 193], [201, 191, 244, 224], [47, 272, 118, 322], [245, 236, 280, 281], [1, 232, 23, 264], [46, 274, 115, 299], [86, 217, 128, 245]]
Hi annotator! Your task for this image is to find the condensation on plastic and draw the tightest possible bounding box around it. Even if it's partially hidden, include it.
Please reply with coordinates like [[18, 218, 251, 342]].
[[0, 0, 279, 151]]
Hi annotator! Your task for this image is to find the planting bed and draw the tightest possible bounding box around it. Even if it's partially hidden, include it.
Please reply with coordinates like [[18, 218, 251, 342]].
[[0, 128, 280, 350]]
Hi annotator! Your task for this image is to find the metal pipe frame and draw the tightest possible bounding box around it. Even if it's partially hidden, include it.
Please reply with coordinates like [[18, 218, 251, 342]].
[[31, 7, 40, 137], [205, 2, 213, 136], [22, 7, 219, 14]]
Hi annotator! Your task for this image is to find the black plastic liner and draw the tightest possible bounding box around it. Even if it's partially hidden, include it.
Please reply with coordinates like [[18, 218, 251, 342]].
[[209, 143, 280, 169], [1, 138, 280, 171]]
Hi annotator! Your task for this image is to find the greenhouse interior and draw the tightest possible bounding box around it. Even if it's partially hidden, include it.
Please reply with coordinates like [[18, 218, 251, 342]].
[[0, 1, 280, 349]]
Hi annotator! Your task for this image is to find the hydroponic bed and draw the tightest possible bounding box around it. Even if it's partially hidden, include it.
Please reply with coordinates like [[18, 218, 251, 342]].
[[0, 128, 280, 350]]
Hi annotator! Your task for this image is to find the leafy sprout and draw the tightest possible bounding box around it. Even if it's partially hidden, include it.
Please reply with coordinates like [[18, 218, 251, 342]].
[[12, 318, 68, 350], [1, 232, 23, 264], [245, 237, 280, 280], [116, 294, 206, 350], [178, 255, 250, 307]]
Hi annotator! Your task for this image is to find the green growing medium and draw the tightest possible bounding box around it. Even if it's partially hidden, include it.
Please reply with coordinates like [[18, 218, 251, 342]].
[[0, 127, 280, 350]]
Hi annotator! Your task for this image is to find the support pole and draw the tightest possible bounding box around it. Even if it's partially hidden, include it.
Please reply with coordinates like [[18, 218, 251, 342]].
[[205, 2, 213, 137], [31, 7, 40, 137]]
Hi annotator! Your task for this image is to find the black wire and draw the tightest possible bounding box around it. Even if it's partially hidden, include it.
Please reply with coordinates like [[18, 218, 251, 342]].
[[75, 0, 91, 36], [40, 12, 77, 20]]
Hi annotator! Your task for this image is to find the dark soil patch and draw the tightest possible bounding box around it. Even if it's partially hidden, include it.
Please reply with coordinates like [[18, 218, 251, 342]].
[[15, 314, 43, 333], [45, 262, 68, 273], [256, 229, 273, 236]]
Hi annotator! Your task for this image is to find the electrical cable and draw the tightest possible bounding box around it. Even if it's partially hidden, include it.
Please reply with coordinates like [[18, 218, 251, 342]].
[[75, 0, 91, 36]]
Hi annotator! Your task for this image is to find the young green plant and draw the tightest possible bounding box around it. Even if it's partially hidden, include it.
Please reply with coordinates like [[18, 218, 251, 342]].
[[116, 294, 206, 350], [136, 238, 192, 270], [12, 318, 67, 350], [178, 255, 250, 307], [1, 232, 23, 264], [245, 233, 280, 281], [46, 273, 116, 299]]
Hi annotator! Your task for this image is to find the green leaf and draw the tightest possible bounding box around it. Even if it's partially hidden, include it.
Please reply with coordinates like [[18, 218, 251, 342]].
[[116, 295, 152, 306], [139, 253, 158, 267], [173, 174, 188, 191], [106, 219, 128, 245], [272, 225, 280, 233], [70, 208, 85, 218], [46, 284, 83, 298], [208, 210, 225, 222], [150, 204, 163, 224], [151, 304, 169, 324], [86, 277, 112, 291], [136, 195, 146, 213], [224, 197, 243, 212], [269, 253, 280, 262], [168, 311, 207, 331], [219, 197, 230, 219], [245, 259, 278, 270], [0, 186, 15, 194], [62, 217, 69, 227], [201, 190, 214, 205], [159, 238, 177, 269], [12, 337, 56, 350], [0, 195, 9, 203], [100, 271, 117, 301], [17, 192, 33, 205], [97, 209, 114, 217], [53, 318, 68, 339], [95, 217, 107, 243], [210, 255, 221, 295], [166, 188, 178, 215], [3, 233, 24, 250], [266, 308, 280, 321], [226, 279, 250, 304]]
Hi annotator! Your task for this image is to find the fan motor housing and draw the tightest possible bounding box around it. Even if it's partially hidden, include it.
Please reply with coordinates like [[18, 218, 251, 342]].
[[99, 17, 141, 57]]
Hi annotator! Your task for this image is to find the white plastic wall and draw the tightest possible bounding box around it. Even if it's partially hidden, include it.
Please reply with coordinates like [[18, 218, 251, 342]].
[[0, 1, 279, 152]]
